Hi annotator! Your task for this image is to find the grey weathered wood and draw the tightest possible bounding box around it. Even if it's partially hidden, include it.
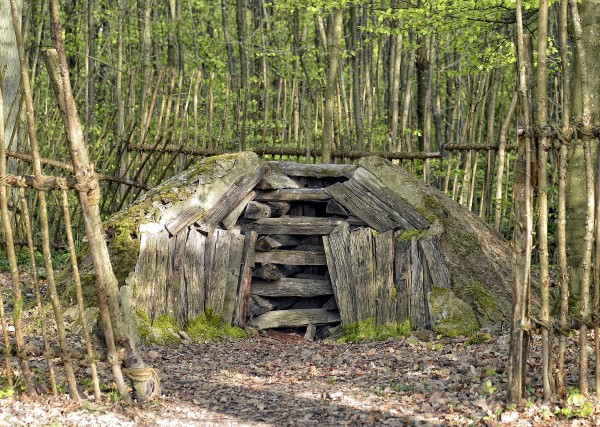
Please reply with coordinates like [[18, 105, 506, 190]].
[[166, 164, 263, 235], [326, 182, 396, 232], [251, 278, 333, 297], [222, 191, 256, 230], [252, 263, 303, 281], [374, 231, 395, 325], [394, 239, 411, 323], [257, 172, 301, 189], [234, 231, 257, 327], [323, 222, 356, 324], [135, 229, 158, 317], [351, 228, 376, 320], [222, 229, 244, 323], [267, 161, 356, 178], [184, 228, 206, 319], [254, 250, 326, 266], [249, 295, 276, 317], [151, 229, 170, 320], [251, 308, 341, 329], [255, 188, 331, 202], [323, 296, 338, 310], [326, 199, 349, 216], [241, 217, 344, 235], [244, 200, 290, 219], [255, 235, 301, 251], [410, 237, 427, 329], [168, 230, 189, 324], [352, 166, 430, 230], [419, 236, 451, 289], [204, 229, 232, 316]]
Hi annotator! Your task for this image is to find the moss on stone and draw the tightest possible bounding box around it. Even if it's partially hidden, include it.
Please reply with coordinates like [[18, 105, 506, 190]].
[[339, 318, 411, 343], [396, 229, 428, 242], [428, 286, 479, 338], [466, 281, 502, 324], [136, 310, 182, 346]]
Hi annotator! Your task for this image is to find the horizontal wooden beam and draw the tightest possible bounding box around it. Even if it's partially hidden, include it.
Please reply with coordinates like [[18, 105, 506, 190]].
[[251, 308, 341, 329], [255, 250, 326, 265], [240, 217, 344, 235], [251, 278, 333, 297], [255, 188, 330, 202]]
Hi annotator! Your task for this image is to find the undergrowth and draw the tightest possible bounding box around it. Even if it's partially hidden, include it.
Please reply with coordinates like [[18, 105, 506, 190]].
[[185, 310, 247, 341]]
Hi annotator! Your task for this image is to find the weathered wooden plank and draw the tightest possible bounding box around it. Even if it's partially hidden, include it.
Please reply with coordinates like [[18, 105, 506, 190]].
[[254, 250, 326, 266], [374, 231, 395, 325], [240, 217, 344, 235], [257, 172, 301, 189], [410, 237, 427, 329], [352, 166, 430, 230], [394, 239, 411, 323], [419, 236, 451, 289], [350, 228, 376, 321], [255, 234, 301, 251], [222, 229, 245, 323], [326, 199, 348, 216], [166, 163, 263, 235], [234, 231, 258, 327], [204, 229, 232, 316], [251, 308, 341, 329], [251, 278, 333, 297], [244, 200, 290, 219], [222, 191, 256, 230], [151, 229, 170, 321], [267, 161, 356, 178], [255, 188, 331, 202], [252, 263, 303, 281], [168, 230, 189, 325], [326, 182, 395, 232], [323, 222, 356, 324], [135, 229, 159, 317], [184, 228, 206, 319]]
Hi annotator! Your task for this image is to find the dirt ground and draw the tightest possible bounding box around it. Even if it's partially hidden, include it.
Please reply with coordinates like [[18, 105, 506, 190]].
[[1, 329, 599, 427]]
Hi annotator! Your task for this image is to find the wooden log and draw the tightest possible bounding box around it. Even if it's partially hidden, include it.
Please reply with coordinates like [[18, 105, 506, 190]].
[[267, 161, 356, 178], [184, 228, 206, 319], [222, 229, 244, 323], [204, 229, 232, 316], [254, 250, 326, 266], [394, 239, 411, 323], [244, 200, 290, 219], [350, 228, 376, 320], [419, 236, 451, 289], [234, 231, 258, 327], [251, 278, 333, 297], [374, 231, 395, 325], [251, 308, 341, 329], [323, 222, 356, 324], [410, 237, 427, 329], [165, 162, 263, 235], [257, 172, 301, 189], [241, 217, 344, 235], [252, 263, 303, 281], [255, 188, 331, 202], [326, 199, 348, 216], [352, 166, 430, 230], [222, 191, 256, 230], [325, 182, 396, 232], [255, 234, 301, 251]]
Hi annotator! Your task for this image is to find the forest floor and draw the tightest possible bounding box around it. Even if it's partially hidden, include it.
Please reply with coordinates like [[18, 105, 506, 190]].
[[1, 326, 599, 426]]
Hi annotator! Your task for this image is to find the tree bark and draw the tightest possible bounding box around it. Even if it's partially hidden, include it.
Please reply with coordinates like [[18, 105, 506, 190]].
[[322, 8, 343, 164]]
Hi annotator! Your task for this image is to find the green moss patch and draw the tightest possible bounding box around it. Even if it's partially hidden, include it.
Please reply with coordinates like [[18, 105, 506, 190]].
[[339, 318, 411, 343], [185, 310, 247, 341], [467, 281, 502, 324], [428, 286, 479, 338], [137, 310, 182, 346]]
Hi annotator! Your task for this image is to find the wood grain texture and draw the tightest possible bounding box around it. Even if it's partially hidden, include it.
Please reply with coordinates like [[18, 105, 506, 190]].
[[251, 278, 333, 297], [251, 309, 341, 329]]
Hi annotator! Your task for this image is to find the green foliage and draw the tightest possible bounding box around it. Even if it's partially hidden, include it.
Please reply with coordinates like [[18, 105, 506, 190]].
[[555, 390, 594, 419], [0, 386, 15, 399], [137, 310, 182, 346], [465, 332, 493, 346], [339, 318, 411, 343], [185, 309, 248, 341]]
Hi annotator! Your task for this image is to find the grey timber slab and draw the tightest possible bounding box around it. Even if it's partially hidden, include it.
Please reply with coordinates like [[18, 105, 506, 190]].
[[251, 278, 333, 297], [251, 308, 341, 329]]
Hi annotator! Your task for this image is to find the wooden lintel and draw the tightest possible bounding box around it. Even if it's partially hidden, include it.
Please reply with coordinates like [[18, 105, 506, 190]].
[[251, 278, 333, 298], [251, 308, 341, 329], [240, 217, 344, 235], [255, 188, 331, 202], [255, 250, 326, 266]]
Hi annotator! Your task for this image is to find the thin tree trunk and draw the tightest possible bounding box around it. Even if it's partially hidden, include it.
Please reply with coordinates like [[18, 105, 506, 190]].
[[322, 8, 343, 164]]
